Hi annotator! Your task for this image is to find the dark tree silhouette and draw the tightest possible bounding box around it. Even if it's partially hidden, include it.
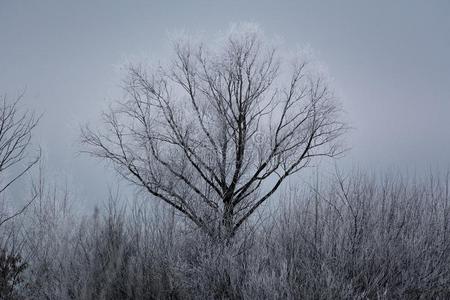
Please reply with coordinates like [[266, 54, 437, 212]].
[[82, 26, 346, 240], [0, 93, 40, 228]]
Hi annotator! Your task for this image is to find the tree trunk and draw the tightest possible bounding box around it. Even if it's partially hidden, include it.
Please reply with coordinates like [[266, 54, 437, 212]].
[[222, 202, 234, 241]]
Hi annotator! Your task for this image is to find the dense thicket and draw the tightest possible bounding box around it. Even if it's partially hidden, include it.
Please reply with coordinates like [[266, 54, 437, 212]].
[[1, 170, 449, 299]]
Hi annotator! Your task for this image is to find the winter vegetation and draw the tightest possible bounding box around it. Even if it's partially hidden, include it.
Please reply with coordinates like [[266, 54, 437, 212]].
[[1, 26, 449, 299], [2, 166, 450, 299]]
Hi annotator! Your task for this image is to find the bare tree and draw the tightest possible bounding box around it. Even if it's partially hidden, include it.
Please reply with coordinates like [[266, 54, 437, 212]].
[[0, 93, 40, 227], [82, 26, 346, 240]]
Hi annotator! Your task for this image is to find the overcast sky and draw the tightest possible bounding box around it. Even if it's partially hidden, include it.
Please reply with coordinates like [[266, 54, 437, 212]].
[[1, 1, 449, 208]]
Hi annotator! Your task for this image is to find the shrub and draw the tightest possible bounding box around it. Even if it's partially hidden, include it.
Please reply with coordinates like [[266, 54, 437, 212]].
[[0, 248, 27, 300]]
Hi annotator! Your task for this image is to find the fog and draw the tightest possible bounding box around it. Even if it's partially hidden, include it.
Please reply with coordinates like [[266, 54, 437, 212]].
[[1, 0, 449, 209]]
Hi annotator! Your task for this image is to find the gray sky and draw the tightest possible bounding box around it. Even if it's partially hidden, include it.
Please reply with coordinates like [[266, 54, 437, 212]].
[[1, 0, 450, 207]]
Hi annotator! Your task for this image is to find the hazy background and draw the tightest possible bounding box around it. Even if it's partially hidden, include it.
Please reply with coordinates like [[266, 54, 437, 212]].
[[1, 0, 449, 208]]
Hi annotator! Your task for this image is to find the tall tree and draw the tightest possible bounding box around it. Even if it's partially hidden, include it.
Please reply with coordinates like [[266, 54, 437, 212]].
[[82, 25, 346, 240]]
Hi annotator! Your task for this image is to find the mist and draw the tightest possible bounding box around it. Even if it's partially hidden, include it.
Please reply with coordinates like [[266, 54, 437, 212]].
[[1, 1, 450, 299]]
